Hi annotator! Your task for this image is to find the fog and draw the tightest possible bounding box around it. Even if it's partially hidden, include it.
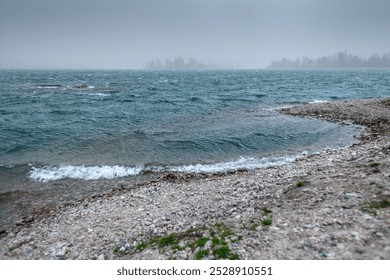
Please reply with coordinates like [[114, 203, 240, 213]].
[[1, 0, 389, 69]]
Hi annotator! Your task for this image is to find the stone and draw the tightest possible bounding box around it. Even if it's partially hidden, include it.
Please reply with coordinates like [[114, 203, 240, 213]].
[[165, 212, 172, 221]]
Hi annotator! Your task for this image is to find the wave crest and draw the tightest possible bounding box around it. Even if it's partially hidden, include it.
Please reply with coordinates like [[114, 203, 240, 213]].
[[29, 156, 295, 182], [29, 165, 143, 182]]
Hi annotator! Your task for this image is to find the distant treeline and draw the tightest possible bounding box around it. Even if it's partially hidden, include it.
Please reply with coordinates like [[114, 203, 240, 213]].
[[145, 57, 240, 70], [268, 51, 390, 69], [146, 57, 213, 70]]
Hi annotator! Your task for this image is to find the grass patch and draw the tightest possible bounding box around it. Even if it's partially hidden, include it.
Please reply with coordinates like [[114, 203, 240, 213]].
[[215, 223, 234, 239], [114, 222, 241, 260], [262, 219, 272, 226], [296, 181, 304, 188], [211, 245, 239, 259], [8, 246, 17, 252], [212, 246, 231, 259], [247, 207, 273, 230], [369, 162, 381, 168], [158, 234, 178, 247], [196, 237, 209, 247], [186, 228, 195, 234], [195, 249, 209, 260], [135, 243, 148, 252], [211, 236, 223, 247], [367, 199, 390, 209], [249, 222, 259, 231], [229, 253, 240, 260], [262, 207, 272, 215], [361, 199, 390, 216]]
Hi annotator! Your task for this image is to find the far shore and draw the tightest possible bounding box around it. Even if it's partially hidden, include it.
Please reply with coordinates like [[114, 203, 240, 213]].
[[1, 97, 389, 260]]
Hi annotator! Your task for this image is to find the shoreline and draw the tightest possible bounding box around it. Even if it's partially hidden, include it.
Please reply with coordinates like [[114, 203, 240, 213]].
[[1, 97, 389, 259]]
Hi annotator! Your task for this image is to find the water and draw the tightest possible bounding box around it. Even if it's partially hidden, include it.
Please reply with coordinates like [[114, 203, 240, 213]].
[[1, 69, 389, 228], [1, 69, 390, 188]]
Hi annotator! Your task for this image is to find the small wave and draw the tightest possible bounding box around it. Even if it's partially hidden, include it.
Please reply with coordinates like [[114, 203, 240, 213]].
[[189, 96, 207, 103], [38, 85, 62, 89], [164, 156, 295, 173], [29, 165, 143, 182], [286, 100, 302, 105], [309, 100, 329, 104], [29, 156, 295, 182], [87, 92, 110, 97]]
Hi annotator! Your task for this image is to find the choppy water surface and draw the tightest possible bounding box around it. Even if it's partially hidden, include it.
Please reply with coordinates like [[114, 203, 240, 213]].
[[2, 69, 389, 229], [1, 69, 389, 188]]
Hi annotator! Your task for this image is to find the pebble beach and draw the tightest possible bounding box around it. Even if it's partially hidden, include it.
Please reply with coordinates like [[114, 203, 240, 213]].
[[1, 98, 389, 260]]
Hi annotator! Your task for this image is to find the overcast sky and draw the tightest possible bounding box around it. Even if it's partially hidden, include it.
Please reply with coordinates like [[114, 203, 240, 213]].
[[1, 0, 389, 69]]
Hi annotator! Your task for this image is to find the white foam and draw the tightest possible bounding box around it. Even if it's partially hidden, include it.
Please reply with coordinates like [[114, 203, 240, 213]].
[[30, 165, 143, 182], [87, 92, 110, 97], [37, 86, 61, 89], [309, 100, 328, 104], [29, 156, 295, 182], [164, 156, 295, 174]]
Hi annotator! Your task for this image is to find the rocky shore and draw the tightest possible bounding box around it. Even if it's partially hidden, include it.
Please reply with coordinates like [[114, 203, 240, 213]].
[[1, 98, 389, 260]]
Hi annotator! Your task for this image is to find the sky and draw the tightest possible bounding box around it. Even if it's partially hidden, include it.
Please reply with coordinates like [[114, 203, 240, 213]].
[[0, 0, 389, 69]]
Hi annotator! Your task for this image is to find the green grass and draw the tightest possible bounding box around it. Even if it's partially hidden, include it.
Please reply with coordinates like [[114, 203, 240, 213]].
[[113, 222, 241, 260], [262, 207, 272, 215], [8, 246, 17, 252], [158, 234, 178, 247], [369, 162, 381, 168], [195, 249, 209, 260], [296, 181, 304, 187], [196, 237, 209, 247], [262, 219, 272, 226], [211, 236, 223, 247], [367, 199, 390, 209], [135, 243, 148, 252], [249, 222, 259, 231], [212, 246, 231, 259], [229, 254, 239, 260], [215, 223, 234, 238], [361, 199, 390, 216]]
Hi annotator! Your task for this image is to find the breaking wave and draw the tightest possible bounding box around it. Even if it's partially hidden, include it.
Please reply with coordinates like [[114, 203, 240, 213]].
[[29, 155, 296, 182], [309, 100, 329, 104], [29, 165, 144, 182]]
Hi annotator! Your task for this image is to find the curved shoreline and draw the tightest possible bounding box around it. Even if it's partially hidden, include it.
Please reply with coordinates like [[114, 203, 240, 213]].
[[1, 97, 389, 260]]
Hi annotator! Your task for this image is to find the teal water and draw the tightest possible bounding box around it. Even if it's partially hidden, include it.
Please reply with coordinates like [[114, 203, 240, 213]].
[[0, 69, 389, 189]]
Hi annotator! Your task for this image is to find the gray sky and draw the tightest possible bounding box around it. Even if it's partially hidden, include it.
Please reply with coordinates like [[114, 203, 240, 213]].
[[1, 0, 389, 69]]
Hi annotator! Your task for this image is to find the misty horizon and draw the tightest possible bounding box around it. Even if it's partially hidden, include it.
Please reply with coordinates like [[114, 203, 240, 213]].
[[2, 51, 390, 70], [1, 0, 390, 70]]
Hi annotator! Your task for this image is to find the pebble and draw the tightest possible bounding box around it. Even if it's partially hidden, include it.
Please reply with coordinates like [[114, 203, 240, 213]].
[[165, 212, 172, 221]]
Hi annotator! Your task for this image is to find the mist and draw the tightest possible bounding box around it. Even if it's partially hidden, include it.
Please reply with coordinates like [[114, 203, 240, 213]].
[[1, 0, 389, 69]]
